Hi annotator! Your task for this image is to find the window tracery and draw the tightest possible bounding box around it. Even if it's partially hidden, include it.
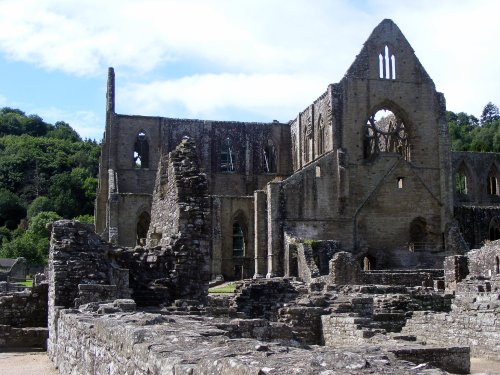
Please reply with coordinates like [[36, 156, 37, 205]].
[[363, 110, 410, 160]]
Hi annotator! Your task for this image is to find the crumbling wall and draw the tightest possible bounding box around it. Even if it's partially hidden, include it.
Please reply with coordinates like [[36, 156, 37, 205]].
[[144, 137, 210, 302], [0, 282, 48, 348], [403, 242, 500, 359], [454, 205, 500, 249]]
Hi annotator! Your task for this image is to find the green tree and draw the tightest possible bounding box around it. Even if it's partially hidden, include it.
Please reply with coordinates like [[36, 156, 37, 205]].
[[480, 102, 500, 125], [29, 211, 61, 237], [27, 196, 54, 218], [0, 188, 26, 229], [46, 121, 81, 142]]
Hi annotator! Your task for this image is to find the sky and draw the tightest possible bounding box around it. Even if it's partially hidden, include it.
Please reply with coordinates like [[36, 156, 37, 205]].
[[0, 0, 499, 141]]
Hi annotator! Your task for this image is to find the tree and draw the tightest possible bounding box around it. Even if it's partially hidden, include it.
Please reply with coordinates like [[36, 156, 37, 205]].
[[47, 121, 82, 142], [27, 196, 54, 219], [480, 102, 500, 125], [0, 188, 26, 229], [29, 211, 61, 237]]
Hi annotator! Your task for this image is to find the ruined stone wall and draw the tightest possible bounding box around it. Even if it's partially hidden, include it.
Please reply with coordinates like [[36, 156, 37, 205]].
[[50, 308, 444, 375], [96, 78, 293, 247], [403, 243, 500, 359], [269, 20, 453, 271], [211, 195, 255, 281], [144, 138, 211, 301], [454, 205, 500, 249], [0, 283, 48, 327], [0, 283, 48, 348], [452, 151, 500, 206]]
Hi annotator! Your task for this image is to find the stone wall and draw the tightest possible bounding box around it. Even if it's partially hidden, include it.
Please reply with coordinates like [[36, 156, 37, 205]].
[[231, 278, 301, 321], [0, 283, 48, 348], [452, 151, 500, 206], [403, 243, 500, 359], [454, 205, 500, 249], [0, 283, 48, 327], [49, 308, 453, 374]]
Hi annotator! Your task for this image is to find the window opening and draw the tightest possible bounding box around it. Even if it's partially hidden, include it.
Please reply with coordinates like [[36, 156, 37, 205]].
[[363, 256, 371, 271], [487, 170, 498, 195], [318, 116, 325, 155], [133, 131, 149, 168], [379, 45, 396, 80], [316, 165, 321, 177], [397, 177, 404, 189], [363, 109, 410, 160], [220, 137, 235, 172], [455, 173, 467, 194], [262, 140, 277, 173], [232, 222, 244, 257], [378, 54, 384, 78], [391, 55, 396, 79]]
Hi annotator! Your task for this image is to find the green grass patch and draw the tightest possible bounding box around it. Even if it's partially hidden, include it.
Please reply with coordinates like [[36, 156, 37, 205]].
[[208, 282, 236, 294], [15, 279, 33, 287]]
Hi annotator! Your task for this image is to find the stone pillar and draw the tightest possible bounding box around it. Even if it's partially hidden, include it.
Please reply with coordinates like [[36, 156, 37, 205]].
[[266, 182, 282, 278], [254, 190, 268, 278], [211, 196, 224, 281]]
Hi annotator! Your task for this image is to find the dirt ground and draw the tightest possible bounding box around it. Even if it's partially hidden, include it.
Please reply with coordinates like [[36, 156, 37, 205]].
[[0, 350, 58, 375], [0, 350, 498, 374]]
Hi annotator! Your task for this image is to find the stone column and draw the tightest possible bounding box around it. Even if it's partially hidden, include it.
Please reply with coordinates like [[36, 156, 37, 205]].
[[253, 190, 268, 278], [266, 182, 282, 278]]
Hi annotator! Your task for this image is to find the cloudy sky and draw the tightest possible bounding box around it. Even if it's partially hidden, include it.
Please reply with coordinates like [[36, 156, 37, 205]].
[[0, 0, 498, 140]]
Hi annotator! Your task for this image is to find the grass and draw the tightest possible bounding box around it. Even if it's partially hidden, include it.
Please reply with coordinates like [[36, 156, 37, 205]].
[[15, 279, 33, 287], [208, 282, 236, 294]]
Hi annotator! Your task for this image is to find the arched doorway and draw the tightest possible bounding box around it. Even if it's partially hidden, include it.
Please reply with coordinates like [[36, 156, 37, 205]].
[[136, 211, 150, 245], [409, 217, 427, 251]]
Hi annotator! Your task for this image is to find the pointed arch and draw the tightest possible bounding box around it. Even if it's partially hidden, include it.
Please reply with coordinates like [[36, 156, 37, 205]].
[[487, 163, 500, 196], [363, 106, 410, 161], [455, 160, 473, 196], [317, 114, 326, 155], [133, 130, 149, 168]]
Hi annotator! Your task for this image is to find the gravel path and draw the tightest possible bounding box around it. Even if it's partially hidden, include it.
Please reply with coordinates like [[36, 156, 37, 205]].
[[0, 350, 58, 375]]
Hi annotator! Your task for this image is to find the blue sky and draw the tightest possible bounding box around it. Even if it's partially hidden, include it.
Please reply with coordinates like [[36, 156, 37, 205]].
[[0, 0, 499, 141]]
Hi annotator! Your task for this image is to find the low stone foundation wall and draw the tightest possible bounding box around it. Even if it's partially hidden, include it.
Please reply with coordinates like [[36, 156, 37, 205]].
[[48, 308, 453, 374], [362, 269, 444, 287], [390, 346, 470, 374], [0, 283, 48, 349], [0, 325, 48, 348], [402, 298, 500, 360]]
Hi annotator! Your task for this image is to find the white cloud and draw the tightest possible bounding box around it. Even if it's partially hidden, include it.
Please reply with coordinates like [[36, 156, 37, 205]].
[[35, 107, 103, 140], [120, 72, 326, 121], [0, 0, 499, 118]]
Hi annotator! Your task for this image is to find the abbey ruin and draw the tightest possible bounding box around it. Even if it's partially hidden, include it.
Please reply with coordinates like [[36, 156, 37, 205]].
[[2, 19, 499, 374]]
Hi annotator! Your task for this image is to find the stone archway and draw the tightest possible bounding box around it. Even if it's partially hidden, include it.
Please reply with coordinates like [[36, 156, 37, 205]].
[[136, 211, 150, 245]]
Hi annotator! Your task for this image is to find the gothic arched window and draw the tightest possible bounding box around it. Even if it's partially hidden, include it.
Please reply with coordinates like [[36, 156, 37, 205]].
[[363, 109, 410, 161], [133, 131, 149, 168], [232, 222, 245, 257], [318, 115, 325, 155]]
